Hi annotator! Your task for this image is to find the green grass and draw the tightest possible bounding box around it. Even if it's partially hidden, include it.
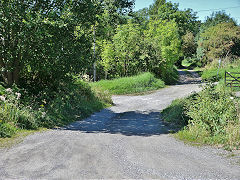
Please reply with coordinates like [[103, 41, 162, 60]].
[[91, 72, 165, 95], [201, 66, 240, 82]]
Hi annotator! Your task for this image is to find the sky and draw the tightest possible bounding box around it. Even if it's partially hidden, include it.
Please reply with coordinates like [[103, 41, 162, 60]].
[[134, 0, 240, 24]]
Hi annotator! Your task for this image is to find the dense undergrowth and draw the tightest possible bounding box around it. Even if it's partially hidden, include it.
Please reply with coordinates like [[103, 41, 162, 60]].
[[91, 72, 165, 95], [0, 80, 112, 138], [162, 83, 240, 150]]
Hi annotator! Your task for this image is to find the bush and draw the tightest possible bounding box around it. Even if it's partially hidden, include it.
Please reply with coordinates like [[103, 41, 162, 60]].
[[182, 83, 240, 149], [38, 80, 112, 128], [162, 83, 240, 149], [0, 87, 39, 130], [0, 123, 17, 138], [185, 84, 238, 136], [91, 72, 165, 95]]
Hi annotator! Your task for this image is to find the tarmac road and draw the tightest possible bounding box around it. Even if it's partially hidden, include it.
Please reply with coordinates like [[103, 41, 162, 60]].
[[0, 71, 239, 179]]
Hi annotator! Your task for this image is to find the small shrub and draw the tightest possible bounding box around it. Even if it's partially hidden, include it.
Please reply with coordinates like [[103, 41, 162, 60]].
[[0, 88, 39, 130], [0, 123, 17, 138]]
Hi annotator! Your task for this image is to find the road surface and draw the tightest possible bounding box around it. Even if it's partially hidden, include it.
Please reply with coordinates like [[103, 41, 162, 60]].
[[0, 70, 239, 179]]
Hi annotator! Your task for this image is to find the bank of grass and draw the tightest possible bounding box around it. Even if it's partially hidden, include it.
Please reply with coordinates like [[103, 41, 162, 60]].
[[201, 65, 240, 82], [162, 83, 240, 150], [91, 72, 165, 95], [0, 80, 112, 140]]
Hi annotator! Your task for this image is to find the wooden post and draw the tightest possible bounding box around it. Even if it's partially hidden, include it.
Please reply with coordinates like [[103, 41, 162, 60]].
[[225, 71, 226, 86]]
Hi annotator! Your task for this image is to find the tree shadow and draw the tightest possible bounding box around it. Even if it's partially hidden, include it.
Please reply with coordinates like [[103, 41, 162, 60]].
[[177, 70, 202, 85], [61, 109, 173, 137]]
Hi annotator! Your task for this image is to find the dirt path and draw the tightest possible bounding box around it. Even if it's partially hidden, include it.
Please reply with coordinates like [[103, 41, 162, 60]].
[[0, 71, 239, 179]]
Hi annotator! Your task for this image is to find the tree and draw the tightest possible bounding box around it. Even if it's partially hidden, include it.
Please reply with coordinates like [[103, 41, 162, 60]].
[[182, 31, 197, 58], [201, 11, 237, 31], [0, 0, 97, 87], [149, 0, 200, 36], [198, 22, 240, 65], [100, 20, 142, 77], [145, 19, 182, 81]]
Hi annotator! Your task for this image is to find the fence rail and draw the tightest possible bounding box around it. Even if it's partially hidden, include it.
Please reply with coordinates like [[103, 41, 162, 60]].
[[225, 71, 240, 88]]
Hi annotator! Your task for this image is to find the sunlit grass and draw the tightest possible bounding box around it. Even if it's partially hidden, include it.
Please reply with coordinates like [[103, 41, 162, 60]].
[[91, 72, 165, 95]]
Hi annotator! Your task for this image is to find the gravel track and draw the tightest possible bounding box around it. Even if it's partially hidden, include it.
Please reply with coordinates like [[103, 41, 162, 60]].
[[0, 70, 239, 179]]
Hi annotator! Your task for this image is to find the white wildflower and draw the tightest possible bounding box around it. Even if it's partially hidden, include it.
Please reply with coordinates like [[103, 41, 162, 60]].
[[0, 96, 5, 102], [41, 112, 46, 118], [230, 97, 234, 100], [15, 92, 21, 100], [5, 88, 12, 93]]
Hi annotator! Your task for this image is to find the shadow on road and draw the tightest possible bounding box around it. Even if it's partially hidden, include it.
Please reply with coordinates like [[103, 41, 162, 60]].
[[62, 110, 172, 137], [177, 70, 202, 85]]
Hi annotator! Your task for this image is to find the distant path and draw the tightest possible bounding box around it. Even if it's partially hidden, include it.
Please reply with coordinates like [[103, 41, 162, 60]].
[[0, 70, 239, 179]]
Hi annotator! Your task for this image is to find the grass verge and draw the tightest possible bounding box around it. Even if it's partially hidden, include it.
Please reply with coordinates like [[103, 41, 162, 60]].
[[201, 66, 240, 82], [161, 83, 240, 150], [0, 80, 112, 141], [91, 72, 165, 95], [0, 128, 47, 149]]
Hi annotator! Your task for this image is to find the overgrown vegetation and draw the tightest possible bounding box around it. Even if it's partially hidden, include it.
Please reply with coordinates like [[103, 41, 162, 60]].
[[0, 82, 112, 138], [162, 83, 240, 150], [91, 72, 165, 95]]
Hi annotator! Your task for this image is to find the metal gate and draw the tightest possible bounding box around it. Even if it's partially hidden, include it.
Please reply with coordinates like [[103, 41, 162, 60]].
[[225, 71, 240, 89]]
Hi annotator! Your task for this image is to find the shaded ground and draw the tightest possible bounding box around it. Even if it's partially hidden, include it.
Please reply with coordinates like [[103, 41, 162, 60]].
[[0, 71, 239, 179]]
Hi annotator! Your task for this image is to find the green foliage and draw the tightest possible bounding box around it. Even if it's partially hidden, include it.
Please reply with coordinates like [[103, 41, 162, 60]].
[[198, 23, 240, 65], [201, 11, 237, 32], [0, 0, 97, 87], [0, 80, 111, 137], [149, 0, 200, 36], [185, 84, 237, 136], [182, 32, 197, 58], [91, 72, 165, 95], [0, 85, 5, 95], [181, 84, 240, 149], [41, 81, 111, 128], [0, 87, 39, 130], [112, 20, 142, 76], [145, 19, 181, 82], [182, 56, 201, 69], [98, 20, 143, 79], [0, 123, 17, 138], [163, 83, 240, 149], [99, 19, 181, 84], [161, 98, 189, 127], [196, 12, 238, 67]]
